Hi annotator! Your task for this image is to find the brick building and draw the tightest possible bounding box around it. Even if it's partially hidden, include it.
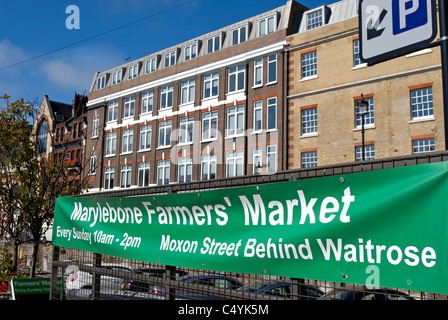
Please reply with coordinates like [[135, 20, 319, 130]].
[[286, 0, 443, 168], [85, 1, 306, 193]]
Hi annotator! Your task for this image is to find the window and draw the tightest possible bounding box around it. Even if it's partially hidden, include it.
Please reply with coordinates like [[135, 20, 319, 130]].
[[226, 150, 244, 177], [181, 79, 195, 105], [178, 157, 192, 183], [164, 51, 176, 68], [301, 107, 317, 135], [146, 58, 157, 74], [157, 160, 170, 185], [228, 65, 245, 93], [253, 101, 262, 132], [124, 96, 135, 118], [108, 101, 118, 122], [259, 15, 276, 36], [122, 128, 133, 153], [158, 120, 172, 148], [253, 147, 262, 174], [267, 54, 277, 83], [302, 51, 317, 79], [104, 167, 115, 190], [227, 105, 244, 137], [92, 115, 99, 138], [207, 35, 221, 53], [138, 162, 150, 187], [267, 97, 277, 130], [353, 39, 362, 66], [356, 145, 375, 161], [105, 132, 117, 156], [355, 97, 374, 126], [37, 119, 48, 154], [254, 59, 263, 87], [97, 76, 105, 90], [306, 9, 323, 30], [128, 65, 138, 80], [204, 72, 219, 99], [112, 70, 122, 84], [202, 111, 218, 141], [179, 116, 194, 145], [160, 85, 173, 110], [413, 138, 435, 154], [232, 26, 247, 45], [120, 165, 132, 188], [185, 43, 197, 61], [267, 145, 277, 173], [411, 87, 433, 119], [302, 151, 317, 168], [201, 154, 217, 180], [90, 151, 97, 174], [142, 91, 153, 114], [139, 125, 152, 151]]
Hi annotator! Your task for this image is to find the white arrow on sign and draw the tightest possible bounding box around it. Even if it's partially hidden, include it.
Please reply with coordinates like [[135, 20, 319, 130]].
[[359, 0, 438, 64]]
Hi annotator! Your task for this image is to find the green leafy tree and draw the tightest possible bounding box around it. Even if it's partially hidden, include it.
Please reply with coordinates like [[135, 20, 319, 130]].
[[0, 95, 90, 277]]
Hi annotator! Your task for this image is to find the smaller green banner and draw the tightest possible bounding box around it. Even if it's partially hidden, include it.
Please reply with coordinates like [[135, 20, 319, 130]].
[[11, 278, 51, 300]]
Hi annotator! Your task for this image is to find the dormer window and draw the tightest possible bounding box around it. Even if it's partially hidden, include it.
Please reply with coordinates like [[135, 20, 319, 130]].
[[164, 51, 176, 68], [185, 43, 197, 61], [128, 65, 138, 80], [207, 35, 221, 54], [306, 8, 324, 30], [258, 15, 276, 36], [112, 70, 122, 84], [232, 25, 248, 45], [145, 58, 157, 74], [96, 76, 105, 90]]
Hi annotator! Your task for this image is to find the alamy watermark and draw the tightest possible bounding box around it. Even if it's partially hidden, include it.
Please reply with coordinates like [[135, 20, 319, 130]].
[[66, 5, 80, 30]]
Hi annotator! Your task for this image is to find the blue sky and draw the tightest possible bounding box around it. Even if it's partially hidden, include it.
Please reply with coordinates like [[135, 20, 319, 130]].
[[0, 0, 331, 106]]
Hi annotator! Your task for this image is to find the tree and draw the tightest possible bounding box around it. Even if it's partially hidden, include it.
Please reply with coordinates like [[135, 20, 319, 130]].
[[0, 95, 91, 277]]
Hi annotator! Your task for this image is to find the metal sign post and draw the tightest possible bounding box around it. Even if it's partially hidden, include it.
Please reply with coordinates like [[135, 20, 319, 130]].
[[439, 0, 448, 149]]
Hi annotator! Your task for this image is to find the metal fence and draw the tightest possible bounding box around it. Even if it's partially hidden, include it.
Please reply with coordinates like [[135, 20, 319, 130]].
[[50, 152, 448, 300]]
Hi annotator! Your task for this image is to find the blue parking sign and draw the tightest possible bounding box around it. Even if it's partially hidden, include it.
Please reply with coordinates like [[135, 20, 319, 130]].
[[360, 0, 437, 64]]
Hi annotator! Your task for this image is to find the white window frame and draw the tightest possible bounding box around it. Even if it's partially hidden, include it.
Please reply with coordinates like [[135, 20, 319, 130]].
[[232, 25, 248, 45], [411, 87, 434, 119], [301, 51, 317, 79], [267, 54, 277, 84], [158, 120, 172, 148], [128, 65, 138, 80], [141, 91, 153, 114], [145, 58, 157, 74], [302, 151, 317, 168], [253, 147, 262, 174], [178, 156, 193, 183], [228, 65, 245, 93], [301, 107, 318, 135], [112, 70, 122, 85], [164, 51, 176, 68], [356, 144, 375, 161], [105, 131, 117, 156], [120, 165, 132, 188], [122, 128, 133, 154], [204, 72, 219, 99], [253, 101, 263, 133], [160, 85, 173, 110], [138, 162, 151, 187], [412, 138, 435, 154], [259, 15, 276, 36], [92, 114, 99, 138], [90, 151, 97, 174], [179, 116, 194, 145], [207, 35, 221, 53], [306, 8, 323, 30], [184, 43, 197, 61], [201, 153, 217, 180], [181, 79, 195, 105], [104, 167, 115, 190], [124, 96, 135, 119], [227, 105, 245, 137], [157, 160, 170, 185], [108, 100, 118, 123], [267, 97, 277, 131], [97, 76, 105, 90], [139, 124, 152, 151], [226, 150, 244, 177], [254, 59, 263, 87], [202, 110, 218, 141], [267, 145, 277, 173]]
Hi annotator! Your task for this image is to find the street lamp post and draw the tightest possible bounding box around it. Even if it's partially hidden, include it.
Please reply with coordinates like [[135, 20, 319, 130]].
[[355, 94, 369, 161]]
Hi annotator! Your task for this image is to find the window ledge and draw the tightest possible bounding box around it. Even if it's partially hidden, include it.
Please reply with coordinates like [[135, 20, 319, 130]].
[[409, 116, 435, 124], [299, 75, 318, 82]]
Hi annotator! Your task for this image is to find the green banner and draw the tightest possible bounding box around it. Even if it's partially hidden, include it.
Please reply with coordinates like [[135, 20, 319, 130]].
[[53, 162, 448, 294]]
